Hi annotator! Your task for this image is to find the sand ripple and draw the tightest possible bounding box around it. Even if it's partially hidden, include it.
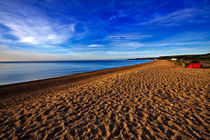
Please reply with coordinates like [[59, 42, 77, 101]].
[[0, 60, 209, 139]]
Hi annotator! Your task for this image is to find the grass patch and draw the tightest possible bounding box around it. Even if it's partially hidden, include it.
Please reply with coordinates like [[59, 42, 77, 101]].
[[170, 59, 187, 66]]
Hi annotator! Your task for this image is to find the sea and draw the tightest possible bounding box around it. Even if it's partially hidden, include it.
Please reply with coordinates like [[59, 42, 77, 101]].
[[0, 60, 153, 85]]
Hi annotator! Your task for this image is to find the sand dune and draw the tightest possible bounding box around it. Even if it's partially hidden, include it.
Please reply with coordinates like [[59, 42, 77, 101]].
[[0, 60, 209, 139]]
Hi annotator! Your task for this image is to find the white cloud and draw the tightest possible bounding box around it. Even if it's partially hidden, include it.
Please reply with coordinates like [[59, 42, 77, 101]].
[[105, 33, 152, 40], [20, 36, 36, 44], [146, 41, 210, 47], [106, 51, 135, 55], [0, 1, 75, 46], [143, 32, 210, 47], [106, 47, 210, 58], [88, 44, 104, 47], [110, 10, 127, 21], [110, 41, 144, 49], [142, 8, 210, 26], [0, 44, 67, 61]]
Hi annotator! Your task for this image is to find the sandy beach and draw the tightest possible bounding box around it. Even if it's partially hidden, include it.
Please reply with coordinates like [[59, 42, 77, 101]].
[[0, 60, 209, 139]]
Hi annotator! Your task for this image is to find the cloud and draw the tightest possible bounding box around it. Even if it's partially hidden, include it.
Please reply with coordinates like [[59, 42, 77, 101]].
[[102, 33, 148, 50], [106, 51, 135, 55], [0, 1, 75, 46], [0, 44, 68, 61], [142, 8, 210, 26], [106, 46, 210, 58], [0, 44, 102, 61], [165, 32, 210, 42], [110, 10, 127, 21], [110, 41, 144, 50], [105, 33, 152, 41], [146, 41, 210, 47], [88, 44, 104, 47], [0, 1, 209, 61], [144, 32, 210, 47]]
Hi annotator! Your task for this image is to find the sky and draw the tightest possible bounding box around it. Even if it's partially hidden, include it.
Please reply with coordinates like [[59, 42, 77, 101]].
[[0, 0, 210, 61]]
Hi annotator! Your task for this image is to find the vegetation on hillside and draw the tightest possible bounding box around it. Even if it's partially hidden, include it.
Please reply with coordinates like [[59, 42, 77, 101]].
[[129, 53, 210, 68], [158, 53, 210, 61], [157, 53, 210, 67]]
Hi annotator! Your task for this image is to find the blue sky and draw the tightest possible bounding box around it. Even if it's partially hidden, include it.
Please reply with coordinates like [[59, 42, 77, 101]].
[[0, 0, 210, 61]]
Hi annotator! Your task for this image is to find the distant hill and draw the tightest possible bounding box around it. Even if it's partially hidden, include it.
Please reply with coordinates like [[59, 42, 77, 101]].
[[158, 53, 210, 61], [128, 53, 210, 61], [128, 57, 157, 60]]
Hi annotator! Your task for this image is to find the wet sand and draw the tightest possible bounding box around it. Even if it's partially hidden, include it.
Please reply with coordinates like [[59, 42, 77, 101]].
[[0, 60, 209, 139]]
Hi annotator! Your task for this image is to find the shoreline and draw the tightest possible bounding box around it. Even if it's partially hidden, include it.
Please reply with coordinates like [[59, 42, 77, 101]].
[[0, 61, 154, 97]]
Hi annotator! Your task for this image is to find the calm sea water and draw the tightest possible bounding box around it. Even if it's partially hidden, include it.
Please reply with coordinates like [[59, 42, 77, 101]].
[[0, 60, 152, 85]]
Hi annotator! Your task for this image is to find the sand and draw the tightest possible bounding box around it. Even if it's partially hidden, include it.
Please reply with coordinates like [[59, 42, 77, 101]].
[[0, 60, 209, 139]]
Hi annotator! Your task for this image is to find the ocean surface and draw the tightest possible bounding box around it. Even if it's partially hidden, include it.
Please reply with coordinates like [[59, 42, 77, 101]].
[[0, 60, 152, 85]]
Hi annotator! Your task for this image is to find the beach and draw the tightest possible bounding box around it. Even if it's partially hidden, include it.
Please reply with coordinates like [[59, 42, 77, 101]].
[[0, 60, 209, 139]]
